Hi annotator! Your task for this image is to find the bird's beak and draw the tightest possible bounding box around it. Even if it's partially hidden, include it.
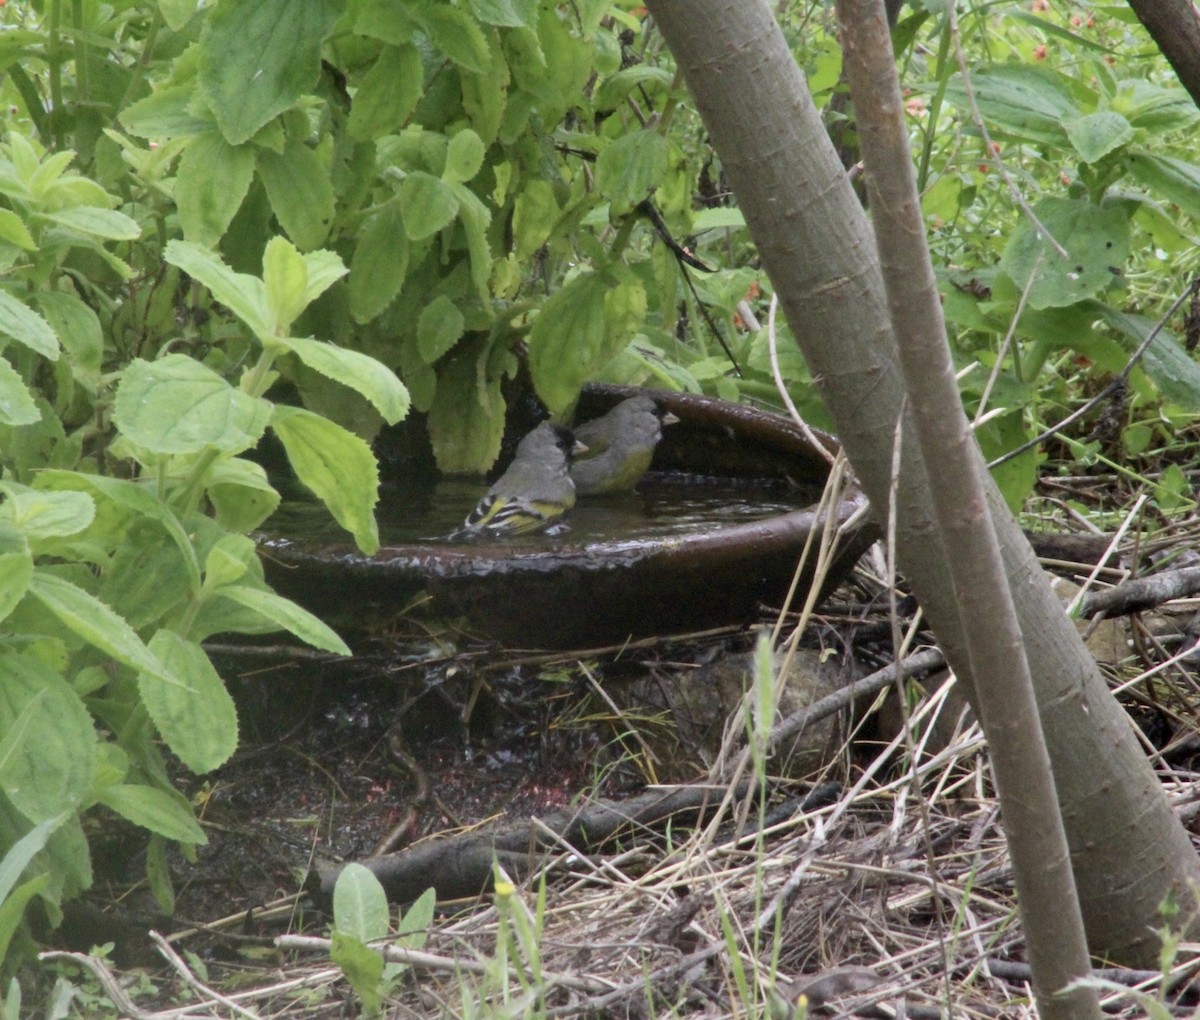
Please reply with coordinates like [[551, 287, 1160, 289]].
[[572, 439, 588, 455], [662, 411, 681, 426]]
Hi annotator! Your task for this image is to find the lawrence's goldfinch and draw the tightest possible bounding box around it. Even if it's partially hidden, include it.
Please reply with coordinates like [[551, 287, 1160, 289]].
[[570, 395, 680, 495], [450, 423, 585, 539]]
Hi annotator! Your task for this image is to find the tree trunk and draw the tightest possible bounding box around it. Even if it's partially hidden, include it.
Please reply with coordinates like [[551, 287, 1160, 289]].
[[1126, 0, 1200, 109], [642, 0, 1200, 967]]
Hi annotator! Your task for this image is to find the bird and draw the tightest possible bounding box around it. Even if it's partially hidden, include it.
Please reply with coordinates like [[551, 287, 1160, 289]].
[[569, 395, 680, 495], [449, 422, 585, 539]]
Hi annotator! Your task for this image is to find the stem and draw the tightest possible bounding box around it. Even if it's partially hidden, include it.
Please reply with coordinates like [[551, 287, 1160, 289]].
[[47, 0, 65, 150]]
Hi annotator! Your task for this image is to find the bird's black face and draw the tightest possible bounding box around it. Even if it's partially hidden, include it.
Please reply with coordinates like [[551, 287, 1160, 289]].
[[550, 424, 580, 458]]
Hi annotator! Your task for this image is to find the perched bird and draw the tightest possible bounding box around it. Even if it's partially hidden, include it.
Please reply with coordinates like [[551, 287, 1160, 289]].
[[570, 395, 680, 495], [449, 422, 585, 539]]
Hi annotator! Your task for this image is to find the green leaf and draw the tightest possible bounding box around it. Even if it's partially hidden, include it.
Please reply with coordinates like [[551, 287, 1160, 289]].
[[693, 207, 747, 232], [395, 887, 435, 949], [348, 44, 424, 141], [594, 65, 674, 112], [417, 296, 465, 364], [0, 290, 59, 360], [998, 196, 1129, 310], [595, 130, 668, 213], [0, 653, 97, 823], [334, 862, 390, 942], [448, 183, 493, 304], [1119, 81, 1200, 133], [216, 583, 352, 654], [114, 355, 272, 454], [208, 457, 281, 533], [512, 179, 558, 261], [198, 0, 346, 145], [1064, 111, 1133, 164], [97, 784, 206, 844], [460, 29, 509, 144], [271, 405, 380, 557], [470, 0, 538, 28], [119, 86, 214, 140], [330, 931, 384, 1017], [0, 208, 34, 250], [263, 235, 309, 336], [43, 207, 141, 241], [0, 815, 62, 906], [0, 523, 31, 624], [399, 172, 459, 241], [528, 269, 646, 414], [349, 203, 409, 324], [27, 571, 163, 675], [204, 534, 258, 589], [36, 292, 102, 393], [165, 240, 271, 337], [0, 358, 41, 426], [138, 631, 238, 774], [1124, 151, 1200, 222], [100, 518, 193, 630], [1, 489, 93, 539], [944, 65, 1078, 146], [33, 471, 202, 593], [427, 343, 505, 472], [175, 131, 257, 247], [257, 137, 336, 250], [420, 6, 489, 72], [274, 336, 410, 424], [443, 129, 485, 185], [157, 0, 200, 30], [1092, 304, 1200, 411]]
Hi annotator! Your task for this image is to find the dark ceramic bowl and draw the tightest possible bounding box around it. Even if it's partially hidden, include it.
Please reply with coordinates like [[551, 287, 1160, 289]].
[[258, 385, 876, 649]]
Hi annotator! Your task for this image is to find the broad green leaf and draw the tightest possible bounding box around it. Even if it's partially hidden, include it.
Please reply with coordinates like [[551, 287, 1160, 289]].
[[944, 65, 1078, 146], [217, 583, 351, 654], [138, 631, 238, 774], [274, 336, 410, 424], [114, 355, 272, 454], [257, 137, 336, 250], [157, 0, 199, 30], [348, 44, 424, 141], [36, 292, 102, 393], [512, 179, 558, 260], [448, 183, 493, 304], [978, 410, 1038, 513], [470, 0, 538, 28], [119, 86, 214, 140], [0, 291, 59, 360], [427, 343, 504, 472], [443, 129, 485, 185], [460, 29, 509, 144], [1064, 111, 1132, 164], [263, 236, 309, 337], [330, 931, 384, 1017], [1, 489, 93, 539], [208, 458, 281, 533], [204, 534, 257, 589], [27, 572, 163, 674], [399, 172, 459, 240], [100, 518, 193, 630], [33, 471, 202, 593], [0, 358, 41, 426], [395, 887, 436, 949], [0, 523, 31, 624], [0, 653, 97, 823], [349, 203, 409, 324], [1125, 151, 1200, 222], [0, 208, 34, 250], [693, 207, 747, 232], [97, 784, 207, 844], [417, 296, 465, 364], [0, 815, 62, 905], [528, 269, 645, 414], [594, 65, 674, 112], [354, 0, 419, 44], [595, 130, 668, 214], [145, 834, 175, 916], [334, 862, 390, 942], [0, 875, 50, 970], [198, 0, 345, 145], [1118, 81, 1200, 133], [1093, 304, 1200, 411], [420, 6, 489, 72], [43, 207, 140, 241], [998, 197, 1129, 310], [175, 131, 257, 247], [165, 240, 271, 337], [271, 405, 380, 557]]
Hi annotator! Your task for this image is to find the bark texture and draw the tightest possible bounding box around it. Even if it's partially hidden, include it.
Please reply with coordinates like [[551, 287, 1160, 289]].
[[1126, 0, 1200, 109], [642, 0, 1200, 966]]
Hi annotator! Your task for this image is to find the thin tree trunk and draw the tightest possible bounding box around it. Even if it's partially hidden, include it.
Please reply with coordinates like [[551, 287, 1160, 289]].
[[1126, 0, 1200, 109], [836, 3, 1099, 1014], [642, 0, 1200, 967]]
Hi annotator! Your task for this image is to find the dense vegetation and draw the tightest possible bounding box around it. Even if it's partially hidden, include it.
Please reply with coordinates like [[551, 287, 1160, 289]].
[[0, 0, 1198, 993]]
